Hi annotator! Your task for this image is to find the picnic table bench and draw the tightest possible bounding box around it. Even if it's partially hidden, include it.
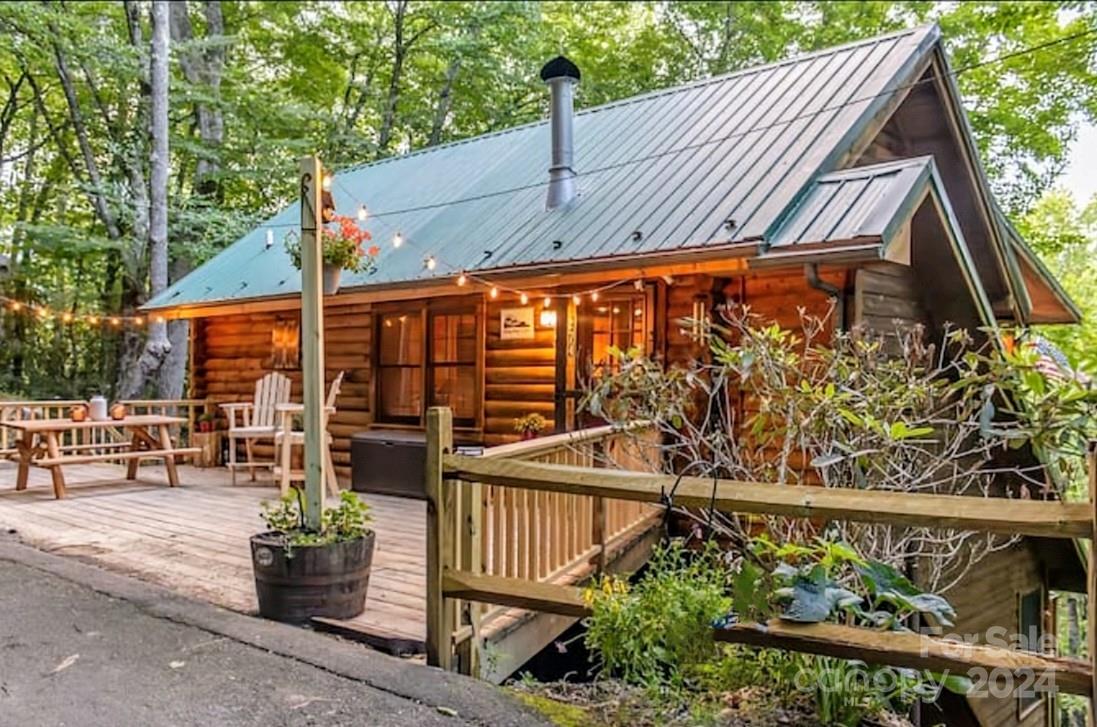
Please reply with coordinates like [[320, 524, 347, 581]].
[[0, 415, 200, 499]]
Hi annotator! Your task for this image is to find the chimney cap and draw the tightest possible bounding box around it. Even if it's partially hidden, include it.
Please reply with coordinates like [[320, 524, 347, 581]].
[[540, 55, 580, 83]]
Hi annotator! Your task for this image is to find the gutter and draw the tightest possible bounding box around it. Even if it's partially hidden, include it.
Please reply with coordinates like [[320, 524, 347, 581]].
[[804, 263, 846, 331]]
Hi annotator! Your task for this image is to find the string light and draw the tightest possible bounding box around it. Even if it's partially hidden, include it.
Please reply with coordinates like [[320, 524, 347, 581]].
[[10, 301, 21, 311], [35, 307, 48, 319], [61, 312, 73, 323], [88, 315, 99, 325], [154, 315, 165, 324], [110, 317, 121, 327], [134, 316, 144, 325], [327, 176, 646, 308], [573, 294, 581, 306], [321, 173, 333, 191]]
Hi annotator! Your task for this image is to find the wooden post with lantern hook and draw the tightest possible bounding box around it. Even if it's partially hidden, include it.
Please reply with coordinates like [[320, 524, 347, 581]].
[[299, 155, 327, 530]]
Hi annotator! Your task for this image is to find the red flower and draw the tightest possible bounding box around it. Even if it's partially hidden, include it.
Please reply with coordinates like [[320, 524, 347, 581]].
[[367, 245, 380, 257]]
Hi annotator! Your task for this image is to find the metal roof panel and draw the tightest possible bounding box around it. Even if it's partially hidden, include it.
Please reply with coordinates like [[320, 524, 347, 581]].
[[147, 25, 941, 311]]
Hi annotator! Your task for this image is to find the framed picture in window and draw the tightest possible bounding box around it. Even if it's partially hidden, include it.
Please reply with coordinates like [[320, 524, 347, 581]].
[[500, 307, 535, 340]]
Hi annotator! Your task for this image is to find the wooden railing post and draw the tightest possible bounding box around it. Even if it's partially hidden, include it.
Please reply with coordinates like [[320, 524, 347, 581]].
[[426, 406, 455, 670], [1087, 440, 1096, 720], [455, 475, 483, 676]]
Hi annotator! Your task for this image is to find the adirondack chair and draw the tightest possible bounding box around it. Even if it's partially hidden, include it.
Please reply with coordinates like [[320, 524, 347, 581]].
[[274, 371, 344, 496], [221, 372, 292, 485]]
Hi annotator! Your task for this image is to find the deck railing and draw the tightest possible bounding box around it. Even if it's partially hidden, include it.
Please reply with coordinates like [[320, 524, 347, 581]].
[[427, 405, 1097, 709], [426, 408, 663, 675], [0, 398, 210, 460], [477, 424, 658, 586]]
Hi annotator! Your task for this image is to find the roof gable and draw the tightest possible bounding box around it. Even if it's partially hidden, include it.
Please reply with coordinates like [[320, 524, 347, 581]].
[[148, 25, 941, 311]]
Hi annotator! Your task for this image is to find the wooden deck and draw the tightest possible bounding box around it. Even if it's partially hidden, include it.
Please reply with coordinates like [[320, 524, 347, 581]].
[[0, 461, 426, 651]]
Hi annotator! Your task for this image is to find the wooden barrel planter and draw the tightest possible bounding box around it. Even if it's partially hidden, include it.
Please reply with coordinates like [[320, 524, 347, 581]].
[[250, 530, 375, 623]]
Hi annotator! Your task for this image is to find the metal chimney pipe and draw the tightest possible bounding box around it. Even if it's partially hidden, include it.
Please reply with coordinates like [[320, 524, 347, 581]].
[[540, 56, 581, 210]]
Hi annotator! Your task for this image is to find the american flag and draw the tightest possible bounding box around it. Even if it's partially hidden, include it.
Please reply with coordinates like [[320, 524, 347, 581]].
[[1028, 335, 1089, 384]]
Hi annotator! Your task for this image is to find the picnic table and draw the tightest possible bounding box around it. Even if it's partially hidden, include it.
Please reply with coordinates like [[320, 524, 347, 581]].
[[0, 415, 201, 499]]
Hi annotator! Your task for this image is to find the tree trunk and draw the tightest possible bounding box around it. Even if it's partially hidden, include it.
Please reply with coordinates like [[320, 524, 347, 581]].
[[378, 0, 409, 153], [428, 57, 460, 147], [119, 0, 171, 398]]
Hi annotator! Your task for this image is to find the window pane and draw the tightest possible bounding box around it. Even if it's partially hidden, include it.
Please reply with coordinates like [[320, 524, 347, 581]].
[[431, 366, 476, 420], [379, 314, 422, 365], [432, 312, 476, 363], [379, 368, 421, 419]]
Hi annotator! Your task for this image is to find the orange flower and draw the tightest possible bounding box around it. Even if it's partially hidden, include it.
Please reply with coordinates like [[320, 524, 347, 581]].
[[367, 245, 380, 257]]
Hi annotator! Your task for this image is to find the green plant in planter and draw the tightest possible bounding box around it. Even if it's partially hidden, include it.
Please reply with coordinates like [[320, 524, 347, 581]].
[[261, 490, 372, 555], [284, 214, 380, 273]]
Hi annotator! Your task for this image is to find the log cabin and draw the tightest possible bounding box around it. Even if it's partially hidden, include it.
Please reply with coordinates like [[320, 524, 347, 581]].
[[146, 25, 1082, 725]]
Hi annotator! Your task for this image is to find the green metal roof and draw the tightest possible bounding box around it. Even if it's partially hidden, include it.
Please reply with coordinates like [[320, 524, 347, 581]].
[[769, 157, 935, 248], [148, 25, 943, 311]]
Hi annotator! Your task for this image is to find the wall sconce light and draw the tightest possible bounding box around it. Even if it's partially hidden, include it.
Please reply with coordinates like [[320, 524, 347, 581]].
[[539, 308, 557, 328]]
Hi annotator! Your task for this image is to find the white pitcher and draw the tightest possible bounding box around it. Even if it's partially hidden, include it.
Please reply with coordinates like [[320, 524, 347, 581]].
[[89, 395, 108, 422]]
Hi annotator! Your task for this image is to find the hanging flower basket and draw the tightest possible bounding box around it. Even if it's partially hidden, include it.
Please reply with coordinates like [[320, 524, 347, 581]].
[[285, 215, 379, 295]]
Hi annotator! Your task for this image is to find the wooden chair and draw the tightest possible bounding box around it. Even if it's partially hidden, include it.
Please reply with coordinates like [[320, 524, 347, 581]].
[[221, 372, 292, 485], [274, 371, 344, 496]]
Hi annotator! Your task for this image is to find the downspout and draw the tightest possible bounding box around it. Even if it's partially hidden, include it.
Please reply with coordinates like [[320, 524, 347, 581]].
[[804, 263, 845, 331]]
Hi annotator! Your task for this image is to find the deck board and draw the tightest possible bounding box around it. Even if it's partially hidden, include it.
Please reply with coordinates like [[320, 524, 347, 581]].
[[0, 461, 426, 645]]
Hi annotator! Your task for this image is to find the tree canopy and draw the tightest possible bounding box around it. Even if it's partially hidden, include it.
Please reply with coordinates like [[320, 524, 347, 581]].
[[1, 1, 1096, 397]]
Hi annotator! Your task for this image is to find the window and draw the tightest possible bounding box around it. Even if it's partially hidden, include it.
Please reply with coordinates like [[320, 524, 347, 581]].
[[429, 310, 478, 424], [1017, 588, 1045, 716], [271, 318, 300, 370], [582, 293, 647, 377], [377, 312, 423, 423], [375, 300, 480, 427]]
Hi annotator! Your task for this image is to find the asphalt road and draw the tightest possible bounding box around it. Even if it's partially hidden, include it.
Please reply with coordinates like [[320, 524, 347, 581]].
[[0, 542, 545, 727]]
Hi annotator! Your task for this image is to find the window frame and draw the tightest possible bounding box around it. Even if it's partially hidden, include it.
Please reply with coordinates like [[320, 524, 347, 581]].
[[373, 296, 483, 429]]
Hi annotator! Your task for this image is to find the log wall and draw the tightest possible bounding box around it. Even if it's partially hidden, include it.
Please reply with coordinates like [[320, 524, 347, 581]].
[[193, 302, 372, 483], [484, 295, 557, 447]]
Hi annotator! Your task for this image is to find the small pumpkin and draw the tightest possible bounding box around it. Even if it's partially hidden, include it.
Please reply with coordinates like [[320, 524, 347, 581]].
[[109, 403, 127, 421], [70, 404, 88, 422]]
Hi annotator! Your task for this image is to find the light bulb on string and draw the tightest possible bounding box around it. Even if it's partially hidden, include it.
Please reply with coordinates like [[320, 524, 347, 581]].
[[543, 296, 552, 307], [134, 316, 144, 326], [357, 205, 368, 221], [154, 315, 165, 324], [321, 173, 333, 191], [519, 292, 528, 305], [393, 232, 403, 248], [456, 272, 467, 286], [10, 301, 21, 311], [110, 317, 121, 327], [634, 279, 644, 291], [35, 307, 49, 319], [265, 229, 274, 248], [61, 312, 73, 323], [424, 256, 436, 271], [87, 315, 99, 325], [590, 291, 599, 302], [572, 294, 581, 306], [490, 286, 499, 299]]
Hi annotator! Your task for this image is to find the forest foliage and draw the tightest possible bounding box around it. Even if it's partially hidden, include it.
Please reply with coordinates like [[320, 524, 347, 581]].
[[1, 1, 1096, 398]]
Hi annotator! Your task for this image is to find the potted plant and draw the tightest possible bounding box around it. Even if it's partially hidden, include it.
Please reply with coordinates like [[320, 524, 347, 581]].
[[284, 214, 379, 294], [250, 490, 375, 623], [196, 412, 214, 433], [514, 412, 548, 441]]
